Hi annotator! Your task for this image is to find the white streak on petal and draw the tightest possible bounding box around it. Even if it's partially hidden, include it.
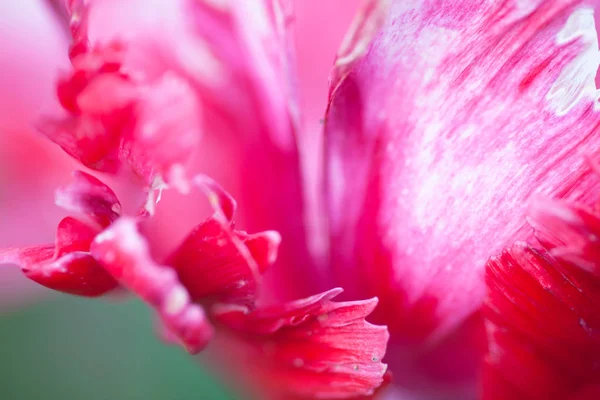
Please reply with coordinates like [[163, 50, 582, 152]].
[[547, 7, 600, 116]]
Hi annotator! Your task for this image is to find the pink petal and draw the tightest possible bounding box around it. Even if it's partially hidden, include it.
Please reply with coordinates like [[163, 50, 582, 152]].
[[41, 2, 203, 183], [214, 288, 389, 399], [168, 217, 280, 307], [324, 0, 600, 353], [484, 242, 600, 400], [55, 170, 121, 227], [90, 217, 213, 354], [122, 73, 200, 182]]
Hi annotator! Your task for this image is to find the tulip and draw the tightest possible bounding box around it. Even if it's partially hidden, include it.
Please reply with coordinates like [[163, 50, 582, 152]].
[[2, 0, 600, 399]]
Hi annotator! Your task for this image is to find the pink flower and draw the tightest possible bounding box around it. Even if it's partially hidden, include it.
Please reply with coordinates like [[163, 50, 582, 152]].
[[2, 0, 389, 398], [3, 0, 600, 399]]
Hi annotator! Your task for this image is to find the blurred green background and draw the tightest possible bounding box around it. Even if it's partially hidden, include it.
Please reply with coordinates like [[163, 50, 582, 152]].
[[0, 295, 239, 400]]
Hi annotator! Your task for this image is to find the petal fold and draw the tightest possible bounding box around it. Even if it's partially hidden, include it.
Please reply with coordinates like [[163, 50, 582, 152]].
[[55, 170, 121, 227], [214, 289, 389, 399]]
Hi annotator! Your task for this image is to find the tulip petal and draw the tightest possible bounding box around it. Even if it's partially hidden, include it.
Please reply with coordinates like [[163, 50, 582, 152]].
[[0, 217, 117, 297], [41, 1, 203, 184], [55, 170, 121, 227], [168, 217, 280, 307], [214, 288, 389, 399], [90, 217, 213, 353], [529, 197, 600, 276], [325, 0, 600, 349], [484, 242, 600, 400]]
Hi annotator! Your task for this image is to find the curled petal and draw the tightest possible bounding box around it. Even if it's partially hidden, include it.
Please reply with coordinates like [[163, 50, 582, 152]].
[[23, 251, 117, 297], [55, 216, 100, 256], [168, 217, 280, 307], [330, 0, 390, 93], [214, 288, 389, 399], [484, 242, 600, 400], [529, 198, 600, 275], [0, 216, 116, 297], [55, 170, 121, 227], [324, 0, 600, 349], [192, 174, 237, 223], [0, 244, 117, 298], [90, 218, 213, 353]]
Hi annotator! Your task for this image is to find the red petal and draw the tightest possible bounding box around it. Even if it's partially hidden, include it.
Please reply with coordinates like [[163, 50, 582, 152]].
[[25, 251, 117, 297], [324, 0, 600, 350], [0, 216, 117, 297], [214, 288, 389, 399], [55, 216, 100, 256], [0, 243, 117, 297], [168, 217, 280, 307], [529, 198, 600, 276], [90, 217, 213, 354], [55, 170, 121, 227], [484, 242, 600, 400]]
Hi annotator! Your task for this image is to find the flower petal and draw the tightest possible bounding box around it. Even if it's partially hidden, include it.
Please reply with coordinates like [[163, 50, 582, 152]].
[[529, 197, 600, 276], [42, 1, 203, 183], [55, 170, 121, 227], [214, 288, 389, 399], [0, 216, 117, 297], [484, 242, 600, 400], [324, 0, 600, 350], [121, 72, 201, 182], [90, 217, 213, 353], [168, 217, 280, 307]]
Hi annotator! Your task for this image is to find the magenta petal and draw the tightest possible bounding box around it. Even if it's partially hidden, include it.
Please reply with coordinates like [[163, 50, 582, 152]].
[[55, 170, 121, 227], [214, 288, 389, 399], [324, 0, 600, 348], [90, 218, 213, 353], [168, 217, 280, 307]]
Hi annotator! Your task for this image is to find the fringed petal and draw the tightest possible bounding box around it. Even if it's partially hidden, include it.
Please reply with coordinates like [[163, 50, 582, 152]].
[[90, 217, 213, 353], [529, 197, 600, 276], [484, 242, 600, 400], [214, 288, 389, 399]]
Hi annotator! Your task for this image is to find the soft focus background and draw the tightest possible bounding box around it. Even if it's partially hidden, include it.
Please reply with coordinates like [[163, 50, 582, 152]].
[[0, 0, 360, 399], [0, 298, 238, 400]]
